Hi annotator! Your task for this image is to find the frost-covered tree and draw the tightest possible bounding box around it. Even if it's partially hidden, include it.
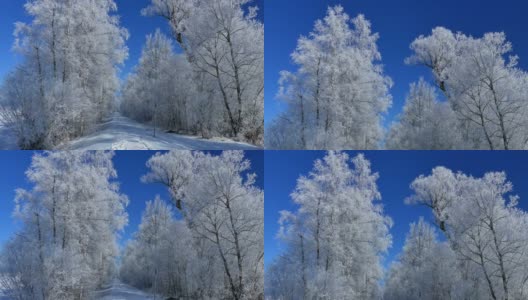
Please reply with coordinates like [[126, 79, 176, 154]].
[[140, 0, 264, 145], [0, 151, 128, 300], [407, 167, 528, 299], [0, 0, 128, 149], [386, 78, 460, 149], [406, 27, 528, 150], [405, 166, 458, 232], [121, 30, 197, 136], [120, 196, 201, 298], [265, 152, 392, 299], [266, 6, 392, 150], [384, 218, 460, 300], [139, 151, 264, 299]]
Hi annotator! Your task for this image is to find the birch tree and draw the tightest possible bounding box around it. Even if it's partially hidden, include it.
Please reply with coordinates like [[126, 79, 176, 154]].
[[120, 196, 201, 298], [384, 218, 460, 300], [1, 151, 128, 300], [266, 6, 392, 149], [141, 0, 264, 145], [386, 78, 461, 149], [266, 152, 392, 299], [406, 27, 528, 150], [121, 30, 197, 135], [407, 167, 528, 299], [141, 150, 264, 299], [0, 0, 128, 149]]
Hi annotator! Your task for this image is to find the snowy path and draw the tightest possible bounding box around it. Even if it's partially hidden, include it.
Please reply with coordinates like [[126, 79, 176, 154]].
[[58, 113, 259, 150], [0, 280, 155, 300], [93, 280, 155, 300]]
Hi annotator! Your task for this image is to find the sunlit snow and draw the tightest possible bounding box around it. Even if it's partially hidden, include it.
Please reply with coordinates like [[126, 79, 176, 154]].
[[57, 113, 259, 150]]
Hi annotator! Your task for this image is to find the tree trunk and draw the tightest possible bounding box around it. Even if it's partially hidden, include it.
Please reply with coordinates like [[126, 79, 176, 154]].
[[226, 31, 243, 135], [51, 176, 57, 245], [35, 212, 47, 300], [51, 8, 57, 80], [489, 81, 509, 150], [477, 105, 494, 150], [35, 47, 45, 100], [315, 197, 321, 267], [214, 227, 239, 300], [225, 195, 244, 298], [477, 239, 498, 300], [214, 61, 238, 137], [299, 94, 306, 148], [300, 234, 307, 299], [315, 58, 322, 126], [489, 218, 509, 300]]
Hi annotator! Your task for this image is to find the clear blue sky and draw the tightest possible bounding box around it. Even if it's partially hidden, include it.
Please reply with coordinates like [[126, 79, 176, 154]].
[[0, 150, 264, 251], [0, 0, 263, 82], [264, 151, 528, 270], [264, 0, 528, 128]]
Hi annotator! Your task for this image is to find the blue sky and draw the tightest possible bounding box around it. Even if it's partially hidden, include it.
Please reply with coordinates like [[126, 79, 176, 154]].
[[0, 150, 264, 251], [0, 0, 263, 82], [264, 151, 528, 270], [264, 0, 528, 128]]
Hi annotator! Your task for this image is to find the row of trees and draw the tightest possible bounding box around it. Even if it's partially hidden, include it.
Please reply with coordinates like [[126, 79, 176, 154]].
[[265, 152, 393, 299], [0, 150, 263, 300], [0, 0, 264, 149], [121, 31, 196, 137], [0, 0, 128, 149], [120, 151, 264, 299], [119, 197, 200, 297], [386, 167, 528, 300], [122, 0, 264, 145], [265, 153, 528, 300], [0, 152, 128, 299], [266, 5, 528, 150]]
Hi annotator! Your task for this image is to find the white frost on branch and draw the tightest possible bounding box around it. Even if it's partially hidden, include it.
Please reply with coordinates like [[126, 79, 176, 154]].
[[266, 151, 392, 299], [266, 6, 392, 150]]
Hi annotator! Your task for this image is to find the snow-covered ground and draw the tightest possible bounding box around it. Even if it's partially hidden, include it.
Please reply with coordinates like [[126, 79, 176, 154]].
[[59, 113, 258, 150], [48, 113, 258, 150], [93, 280, 155, 300], [0, 113, 259, 150], [0, 279, 155, 300]]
